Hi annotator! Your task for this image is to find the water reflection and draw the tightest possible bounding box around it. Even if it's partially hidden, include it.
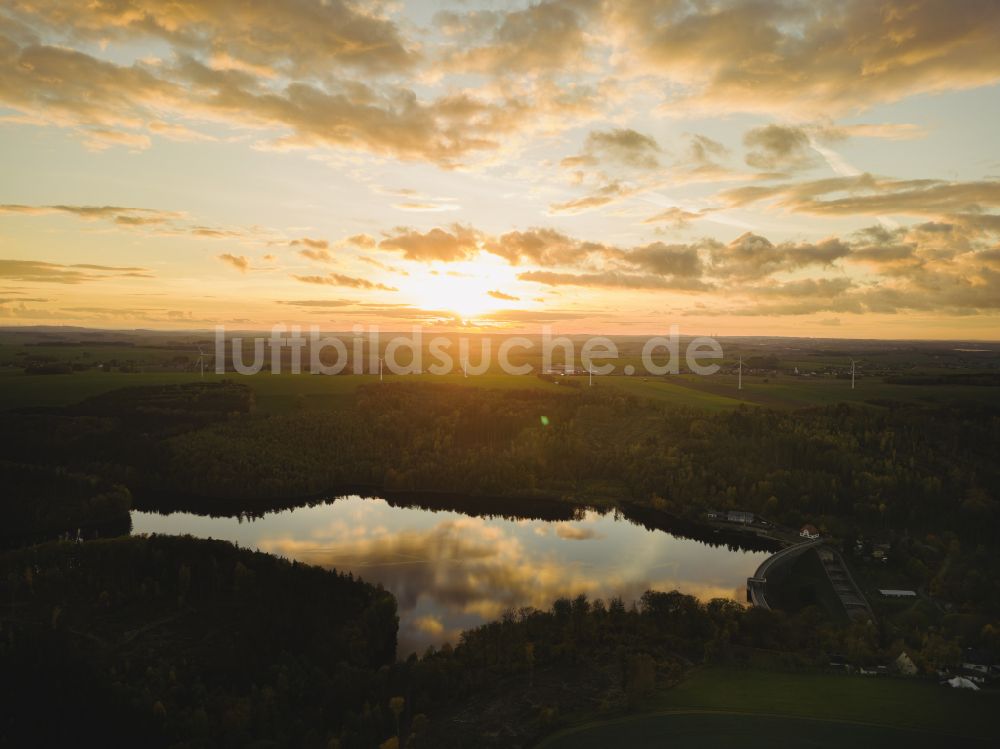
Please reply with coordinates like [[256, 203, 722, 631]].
[[131, 496, 767, 655]]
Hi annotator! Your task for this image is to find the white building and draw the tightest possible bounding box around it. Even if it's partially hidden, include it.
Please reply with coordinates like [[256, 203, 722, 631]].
[[879, 589, 917, 598]]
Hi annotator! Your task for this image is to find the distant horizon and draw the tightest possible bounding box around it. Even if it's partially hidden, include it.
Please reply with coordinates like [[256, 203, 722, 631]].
[[2, 324, 998, 345]]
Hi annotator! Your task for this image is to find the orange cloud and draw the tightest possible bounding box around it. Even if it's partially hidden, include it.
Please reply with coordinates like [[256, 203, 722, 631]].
[[379, 225, 482, 262], [292, 273, 397, 291], [218, 253, 250, 273], [608, 0, 1000, 116]]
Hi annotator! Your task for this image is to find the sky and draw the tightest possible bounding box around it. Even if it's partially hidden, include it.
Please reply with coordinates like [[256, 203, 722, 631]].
[[1, 0, 999, 339]]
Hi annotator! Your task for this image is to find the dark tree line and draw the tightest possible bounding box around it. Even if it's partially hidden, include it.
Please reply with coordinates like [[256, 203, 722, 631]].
[[2, 534, 879, 749], [1, 535, 397, 748], [2, 379, 1000, 748]]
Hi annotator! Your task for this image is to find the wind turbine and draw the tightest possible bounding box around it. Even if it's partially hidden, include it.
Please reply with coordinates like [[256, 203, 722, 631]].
[[738, 355, 743, 391], [463, 357, 468, 378], [851, 359, 856, 390], [197, 345, 206, 379], [588, 364, 593, 387], [378, 356, 383, 383]]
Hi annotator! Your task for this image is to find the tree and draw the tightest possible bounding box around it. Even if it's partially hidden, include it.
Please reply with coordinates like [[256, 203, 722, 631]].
[[389, 696, 405, 740]]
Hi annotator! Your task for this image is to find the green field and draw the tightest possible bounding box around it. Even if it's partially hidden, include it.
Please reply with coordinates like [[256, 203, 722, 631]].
[[0, 369, 566, 413], [538, 667, 999, 747], [654, 373, 1000, 410], [601, 375, 751, 411], [2, 367, 999, 414], [538, 711, 988, 748]]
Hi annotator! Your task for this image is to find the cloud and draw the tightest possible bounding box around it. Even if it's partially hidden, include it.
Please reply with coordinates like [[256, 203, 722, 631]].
[[0, 203, 177, 223], [357, 256, 409, 276], [218, 253, 250, 273], [275, 299, 354, 308], [487, 289, 519, 301], [6, 0, 417, 78], [190, 227, 243, 240], [291, 237, 332, 262], [297, 248, 331, 262], [81, 128, 151, 152], [255, 512, 620, 651], [297, 304, 458, 323], [479, 308, 591, 323], [0, 33, 523, 165], [549, 182, 634, 215], [434, 9, 502, 40], [147, 120, 215, 142], [393, 201, 460, 212], [687, 134, 729, 164], [553, 129, 667, 215], [412, 615, 445, 637], [739, 122, 924, 177], [176, 58, 523, 165], [626, 242, 704, 277], [743, 125, 816, 172], [435, 0, 601, 76], [696, 268, 1000, 316], [608, 0, 1000, 116], [517, 270, 708, 291], [752, 277, 855, 299], [291, 238, 328, 250], [379, 225, 481, 262], [0, 42, 179, 144], [469, 218, 1000, 317], [658, 133, 751, 185], [0, 259, 151, 284], [564, 128, 662, 170], [291, 273, 397, 291], [347, 234, 377, 249], [554, 524, 602, 541], [642, 207, 706, 228], [0, 203, 281, 251], [686, 223, 1000, 317], [709, 233, 851, 279], [484, 228, 619, 267], [827, 123, 928, 141], [721, 174, 1000, 219], [2, 0, 996, 175]]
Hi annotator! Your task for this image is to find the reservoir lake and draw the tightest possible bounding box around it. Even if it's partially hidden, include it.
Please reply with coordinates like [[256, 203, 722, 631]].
[[132, 495, 768, 655]]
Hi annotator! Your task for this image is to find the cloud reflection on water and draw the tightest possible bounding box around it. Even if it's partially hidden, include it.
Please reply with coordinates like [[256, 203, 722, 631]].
[[245, 499, 765, 654], [131, 497, 766, 655]]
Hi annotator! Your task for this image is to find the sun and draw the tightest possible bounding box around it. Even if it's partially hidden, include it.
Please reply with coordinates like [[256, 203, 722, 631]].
[[403, 259, 522, 321]]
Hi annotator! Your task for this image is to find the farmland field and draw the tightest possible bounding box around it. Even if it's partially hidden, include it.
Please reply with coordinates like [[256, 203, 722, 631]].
[[3, 366, 999, 413], [538, 667, 1000, 747], [0, 369, 565, 413], [654, 373, 1000, 410]]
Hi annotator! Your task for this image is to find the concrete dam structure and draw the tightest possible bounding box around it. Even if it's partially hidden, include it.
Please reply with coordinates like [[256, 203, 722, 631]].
[[747, 539, 874, 623]]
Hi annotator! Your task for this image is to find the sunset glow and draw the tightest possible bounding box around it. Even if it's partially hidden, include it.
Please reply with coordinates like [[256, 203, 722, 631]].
[[1, 1, 999, 338]]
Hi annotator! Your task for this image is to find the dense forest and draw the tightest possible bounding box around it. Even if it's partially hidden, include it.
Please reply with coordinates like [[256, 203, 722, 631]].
[[2, 380, 1000, 746], [163, 384, 1000, 546], [1, 536, 397, 748], [1, 536, 893, 749], [3, 381, 1000, 611], [1, 461, 131, 543], [5, 380, 996, 542]]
